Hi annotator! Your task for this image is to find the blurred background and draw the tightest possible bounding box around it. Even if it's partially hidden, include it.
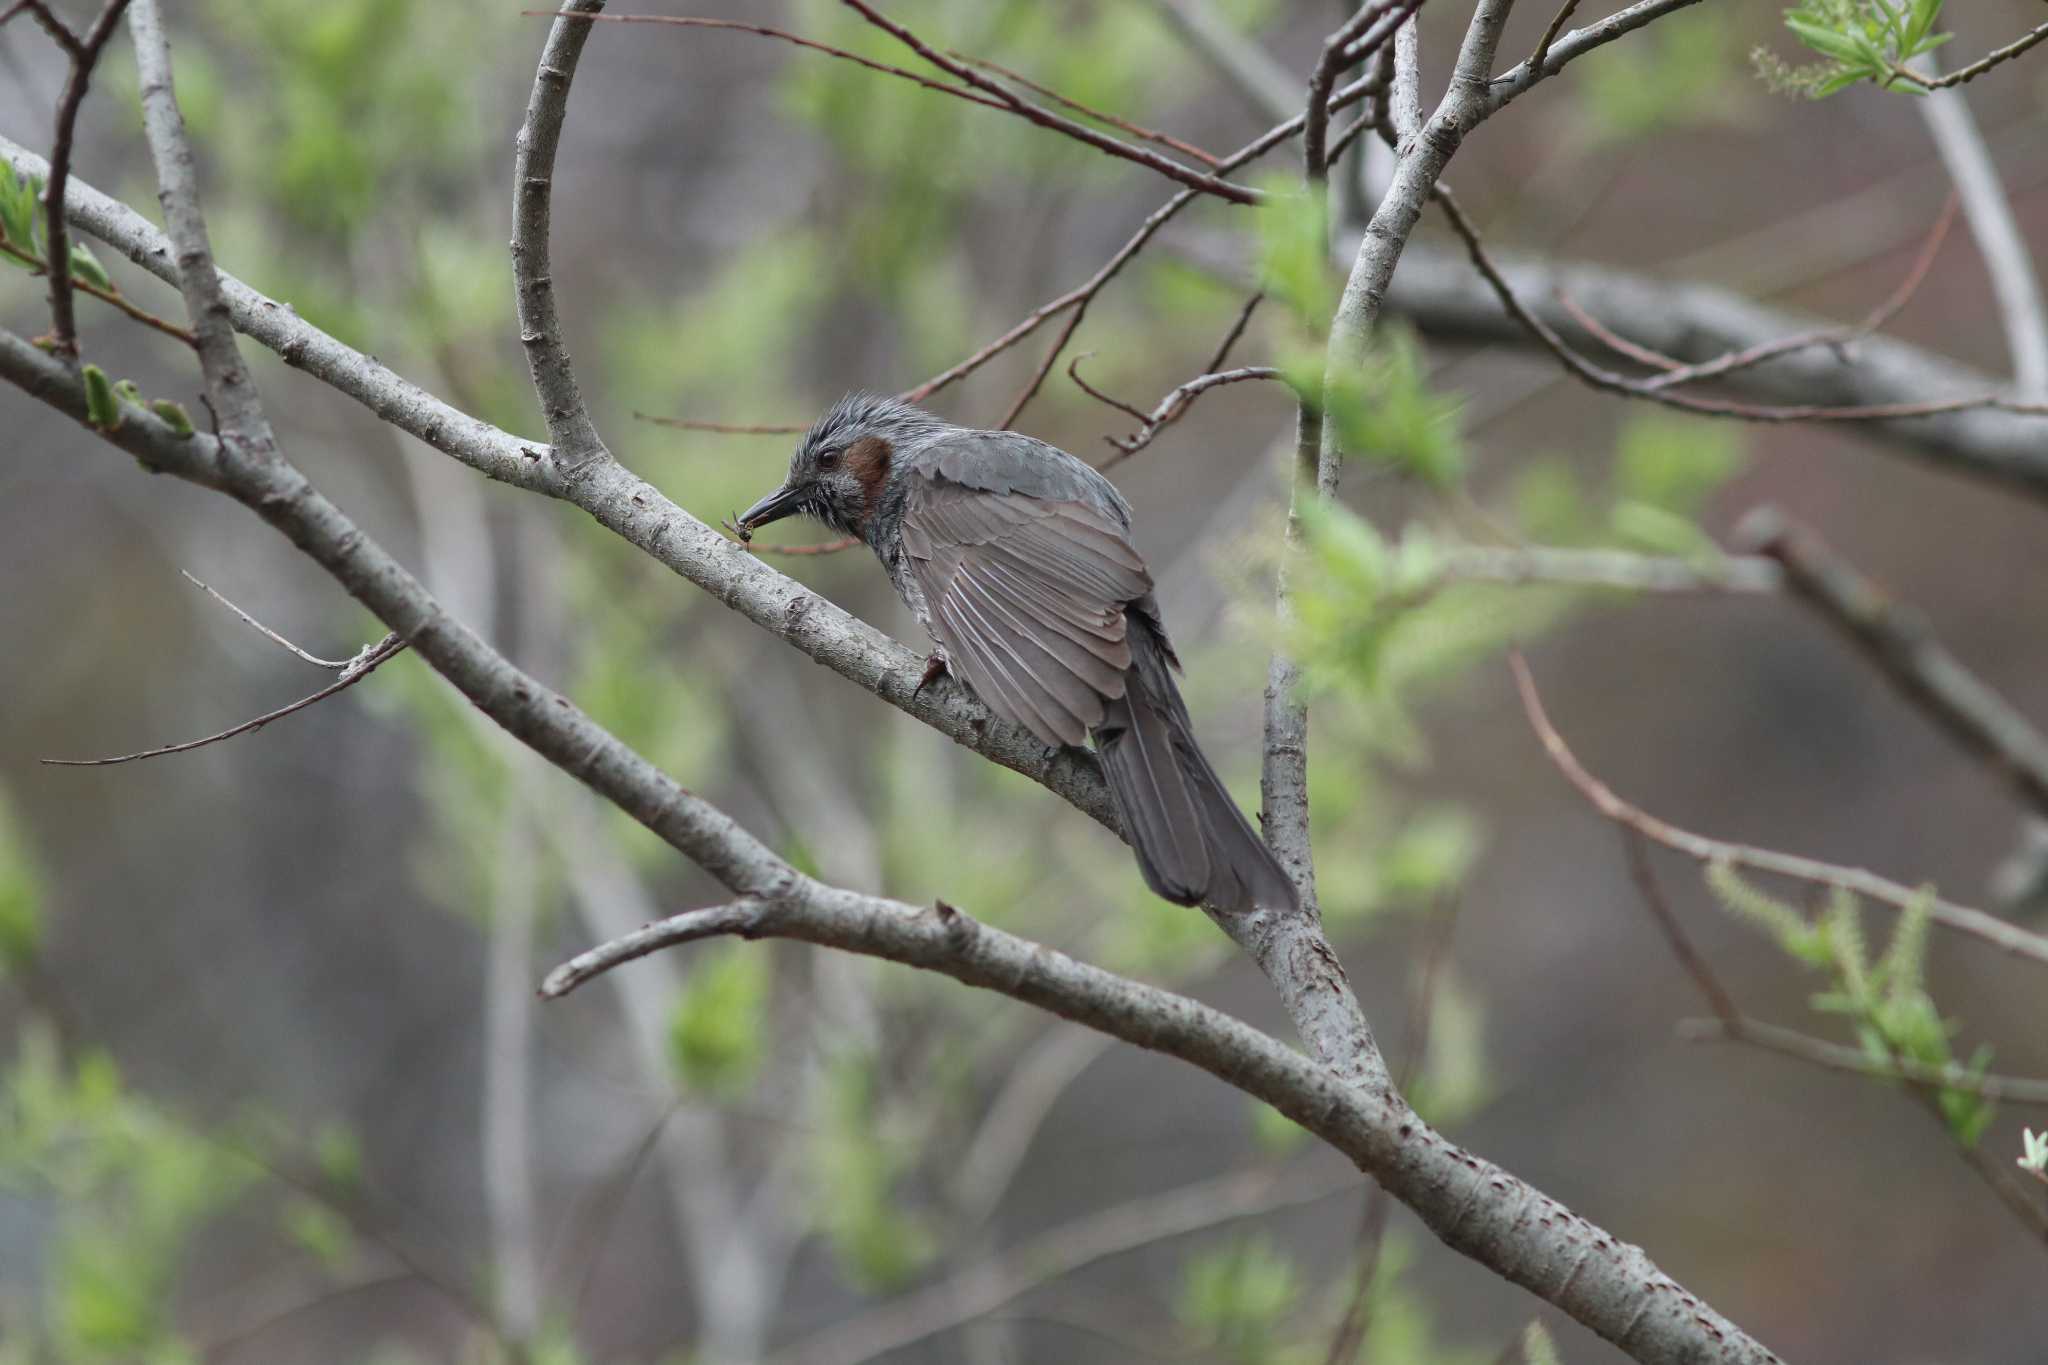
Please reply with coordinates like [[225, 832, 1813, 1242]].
[[3, 0, 2047, 1360]]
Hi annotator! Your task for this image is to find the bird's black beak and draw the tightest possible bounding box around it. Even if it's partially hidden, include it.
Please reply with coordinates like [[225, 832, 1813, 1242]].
[[738, 482, 806, 531]]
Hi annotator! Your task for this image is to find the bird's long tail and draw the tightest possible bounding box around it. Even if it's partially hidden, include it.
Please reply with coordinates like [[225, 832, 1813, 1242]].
[[1093, 618, 1301, 914]]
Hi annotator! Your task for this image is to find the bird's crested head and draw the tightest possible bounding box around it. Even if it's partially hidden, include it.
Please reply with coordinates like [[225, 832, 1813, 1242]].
[[738, 392, 948, 541]]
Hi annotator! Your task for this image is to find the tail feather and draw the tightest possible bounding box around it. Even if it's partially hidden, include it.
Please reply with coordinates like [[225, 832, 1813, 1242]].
[[1093, 621, 1300, 913]]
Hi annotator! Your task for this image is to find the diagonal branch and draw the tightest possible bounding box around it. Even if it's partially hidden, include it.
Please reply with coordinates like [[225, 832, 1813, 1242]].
[[1735, 506, 2048, 819], [1511, 651, 2048, 969], [833, 0, 1263, 204]]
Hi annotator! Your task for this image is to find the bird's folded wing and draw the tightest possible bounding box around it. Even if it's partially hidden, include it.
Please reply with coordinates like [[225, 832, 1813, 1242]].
[[900, 474, 1151, 747]]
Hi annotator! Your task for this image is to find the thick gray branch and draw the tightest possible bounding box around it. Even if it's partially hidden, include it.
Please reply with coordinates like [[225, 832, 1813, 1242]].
[[512, 0, 610, 467], [1373, 241, 2048, 501]]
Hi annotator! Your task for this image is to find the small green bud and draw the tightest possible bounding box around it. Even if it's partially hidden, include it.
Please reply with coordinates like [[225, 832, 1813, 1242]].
[[82, 364, 121, 430], [149, 398, 195, 437]]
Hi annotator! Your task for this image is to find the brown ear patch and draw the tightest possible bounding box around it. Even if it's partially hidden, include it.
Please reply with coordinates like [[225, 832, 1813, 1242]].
[[846, 435, 893, 513]]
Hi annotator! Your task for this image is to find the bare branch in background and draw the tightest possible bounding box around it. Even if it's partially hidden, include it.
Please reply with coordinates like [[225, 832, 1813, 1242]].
[[1571, 194, 1957, 394], [1146, 0, 1299, 121], [832, 0, 1263, 203], [1433, 545, 1779, 595], [1511, 652, 2048, 969], [39, 633, 405, 767], [949, 49, 1222, 166], [1736, 506, 2048, 820], [632, 412, 806, 434], [1678, 1016, 2048, 1106], [773, 1162, 1358, 1365], [1434, 184, 2048, 431], [1912, 57, 2048, 396]]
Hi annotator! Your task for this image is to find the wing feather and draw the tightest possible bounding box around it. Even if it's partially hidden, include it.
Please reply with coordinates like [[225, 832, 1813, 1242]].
[[903, 472, 1150, 747]]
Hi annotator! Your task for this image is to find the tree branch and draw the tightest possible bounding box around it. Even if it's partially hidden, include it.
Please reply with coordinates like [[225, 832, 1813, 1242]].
[[1736, 506, 2048, 819], [1913, 58, 2048, 395], [832, 0, 1263, 204], [1511, 651, 2048, 969], [38, 0, 130, 360], [39, 633, 404, 767]]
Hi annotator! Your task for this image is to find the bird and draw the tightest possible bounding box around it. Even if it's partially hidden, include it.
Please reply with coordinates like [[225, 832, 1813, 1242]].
[[736, 392, 1300, 915]]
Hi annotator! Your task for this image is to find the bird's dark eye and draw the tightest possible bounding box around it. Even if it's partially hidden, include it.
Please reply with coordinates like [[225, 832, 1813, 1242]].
[[817, 447, 842, 470]]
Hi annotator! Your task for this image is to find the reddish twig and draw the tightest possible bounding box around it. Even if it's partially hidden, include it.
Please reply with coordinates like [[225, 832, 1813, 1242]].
[[1063, 353, 1149, 424], [522, 12, 1009, 111], [1305, 3, 1394, 179], [1096, 366, 1284, 468], [1508, 650, 2048, 969], [631, 411, 806, 435], [4, 1, 81, 53], [1621, 830, 1740, 1024], [950, 51, 1221, 167], [42, 633, 406, 767], [834, 0, 1263, 204], [1565, 195, 1959, 394], [1438, 184, 2048, 426], [0, 238, 197, 346], [36, 0, 132, 360], [906, 69, 1383, 420]]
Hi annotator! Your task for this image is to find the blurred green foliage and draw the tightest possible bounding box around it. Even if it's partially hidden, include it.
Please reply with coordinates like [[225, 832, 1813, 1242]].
[[1755, 0, 1953, 98], [1707, 865, 1996, 1144]]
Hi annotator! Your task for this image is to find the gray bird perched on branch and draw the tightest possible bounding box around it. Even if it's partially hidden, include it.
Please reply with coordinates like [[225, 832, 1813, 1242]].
[[737, 393, 1299, 914]]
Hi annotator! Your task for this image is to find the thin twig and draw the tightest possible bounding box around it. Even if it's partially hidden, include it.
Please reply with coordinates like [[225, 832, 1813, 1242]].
[[902, 68, 1384, 415], [1096, 365, 1285, 468], [1885, 20, 2048, 91], [181, 569, 354, 668], [950, 50, 1222, 166], [631, 411, 806, 434], [833, 0, 1263, 204], [771, 1161, 1357, 1365], [1620, 194, 1957, 393], [1622, 830, 1740, 1024], [1437, 183, 2048, 426], [38, 0, 131, 360], [1677, 1016, 2048, 1105], [0, 237, 196, 345], [1528, 0, 1582, 72], [1913, 56, 2048, 397], [521, 12, 1008, 111], [743, 534, 860, 557], [41, 633, 406, 766], [1433, 545, 1780, 594], [1509, 651, 2048, 969], [1064, 353, 1150, 423], [1735, 506, 2048, 819]]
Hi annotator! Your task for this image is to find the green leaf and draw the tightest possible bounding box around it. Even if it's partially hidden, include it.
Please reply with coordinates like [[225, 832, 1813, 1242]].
[[68, 241, 112, 291], [0, 171, 37, 250], [148, 399, 195, 438], [82, 364, 122, 430]]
